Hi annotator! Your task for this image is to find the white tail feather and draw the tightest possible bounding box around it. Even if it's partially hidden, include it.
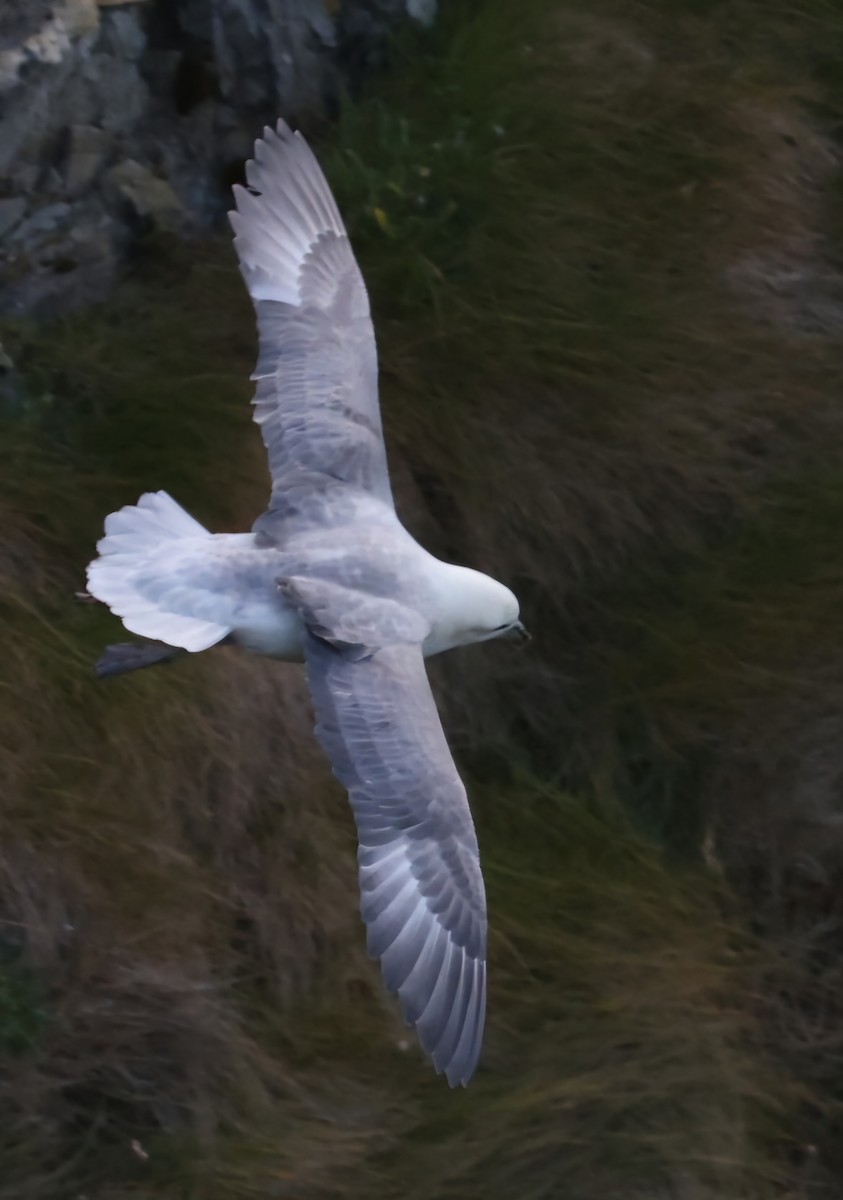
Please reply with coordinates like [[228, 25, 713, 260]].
[[87, 491, 231, 653], [99, 490, 210, 550]]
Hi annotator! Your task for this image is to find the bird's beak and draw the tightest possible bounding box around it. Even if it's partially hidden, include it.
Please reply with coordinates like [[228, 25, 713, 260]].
[[506, 620, 531, 644]]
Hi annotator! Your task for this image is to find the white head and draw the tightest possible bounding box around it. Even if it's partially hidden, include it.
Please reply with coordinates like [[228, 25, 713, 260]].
[[425, 563, 528, 656]]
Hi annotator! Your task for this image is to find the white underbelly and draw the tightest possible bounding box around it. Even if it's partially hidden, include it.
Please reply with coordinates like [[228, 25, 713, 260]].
[[231, 600, 305, 661]]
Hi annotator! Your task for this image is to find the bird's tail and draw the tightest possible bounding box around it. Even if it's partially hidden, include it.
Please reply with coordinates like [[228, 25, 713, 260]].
[[86, 491, 230, 652], [96, 640, 185, 679], [92, 489, 211, 555]]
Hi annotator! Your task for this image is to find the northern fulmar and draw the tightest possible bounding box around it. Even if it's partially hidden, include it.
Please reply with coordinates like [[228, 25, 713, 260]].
[[85, 120, 528, 1087]]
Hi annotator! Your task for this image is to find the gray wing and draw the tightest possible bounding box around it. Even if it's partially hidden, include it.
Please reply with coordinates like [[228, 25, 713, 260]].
[[229, 120, 394, 541], [303, 633, 488, 1087]]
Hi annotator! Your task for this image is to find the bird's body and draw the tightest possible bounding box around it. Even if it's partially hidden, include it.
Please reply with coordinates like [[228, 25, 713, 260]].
[[89, 494, 517, 662], [86, 120, 526, 1087]]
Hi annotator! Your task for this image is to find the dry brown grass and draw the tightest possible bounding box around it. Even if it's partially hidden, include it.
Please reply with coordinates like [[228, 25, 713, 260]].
[[0, 563, 376, 1194]]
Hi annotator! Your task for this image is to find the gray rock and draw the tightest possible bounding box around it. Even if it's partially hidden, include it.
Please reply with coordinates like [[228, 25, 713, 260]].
[[0, 206, 120, 317], [108, 160, 185, 233], [0, 1, 55, 54], [219, 121, 259, 171], [83, 53, 149, 133], [0, 197, 26, 239], [0, 0, 100, 94], [67, 213, 115, 255], [141, 48, 182, 93], [338, 0, 422, 78], [406, 0, 437, 25], [97, 8, 147, 62], [64, 214, 120, 296], [9, 165, 41, 194], [193, 0, 337, 116], [0, 0, 433, 316], [11, 203, 73, 246], [63, 124, 113, 195], [0, 3, 101, 181]]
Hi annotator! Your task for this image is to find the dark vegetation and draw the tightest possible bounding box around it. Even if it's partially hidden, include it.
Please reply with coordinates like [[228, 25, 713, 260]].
[[2, 0, 843, 1194]]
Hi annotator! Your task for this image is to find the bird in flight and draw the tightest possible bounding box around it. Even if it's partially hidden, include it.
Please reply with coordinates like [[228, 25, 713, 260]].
[[85, 120, 528, 1087]]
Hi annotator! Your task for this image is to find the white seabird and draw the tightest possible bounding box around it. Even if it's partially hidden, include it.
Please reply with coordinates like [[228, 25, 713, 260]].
[[85, 120, 528, 1087]]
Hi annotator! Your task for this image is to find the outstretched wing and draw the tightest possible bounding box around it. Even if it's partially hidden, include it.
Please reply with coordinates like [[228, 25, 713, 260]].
[[229, 120, 394, 541], [303, 633, 488, 1087]]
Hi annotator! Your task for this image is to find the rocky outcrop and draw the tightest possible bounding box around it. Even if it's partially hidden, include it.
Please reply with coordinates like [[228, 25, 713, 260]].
[[0, 0, 434, 317]]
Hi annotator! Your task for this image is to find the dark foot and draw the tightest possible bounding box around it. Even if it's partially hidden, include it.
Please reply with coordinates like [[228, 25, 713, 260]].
[[96, 641, 184, 678]]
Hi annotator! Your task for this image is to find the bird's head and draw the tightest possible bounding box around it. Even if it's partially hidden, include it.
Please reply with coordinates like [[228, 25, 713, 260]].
[[427, 564, 529, 655], [467, 574, 529, 646]]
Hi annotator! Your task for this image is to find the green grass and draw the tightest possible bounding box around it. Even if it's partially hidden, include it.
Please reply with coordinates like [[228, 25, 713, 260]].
[[0, 968, 48, 1054], [2, 0, 843, 1194]]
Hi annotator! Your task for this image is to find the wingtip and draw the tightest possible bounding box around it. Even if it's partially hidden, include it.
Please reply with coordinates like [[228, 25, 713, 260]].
[[229, 183, 250, 218], [443, 1052, 478, 1088], [257, 119, 296, 149], [407, 952, 486, 1087]]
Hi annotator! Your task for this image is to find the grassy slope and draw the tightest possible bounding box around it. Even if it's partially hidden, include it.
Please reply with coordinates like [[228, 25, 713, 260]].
[[2, 0, 843, 1195]]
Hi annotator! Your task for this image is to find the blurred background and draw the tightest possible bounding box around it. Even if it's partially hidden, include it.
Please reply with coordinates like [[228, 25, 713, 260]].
[[2, 0, 843, 1196]]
